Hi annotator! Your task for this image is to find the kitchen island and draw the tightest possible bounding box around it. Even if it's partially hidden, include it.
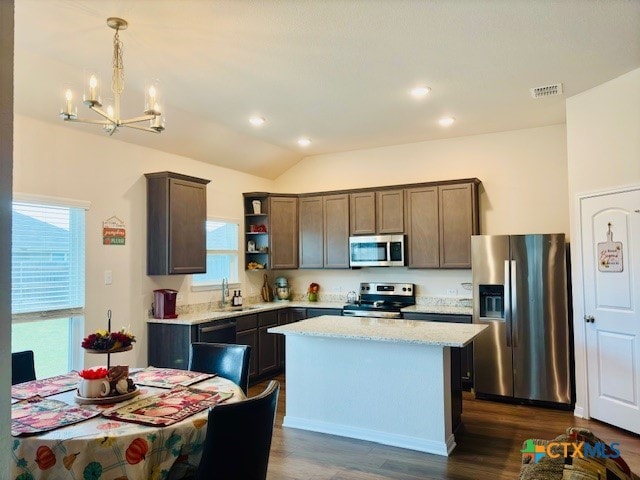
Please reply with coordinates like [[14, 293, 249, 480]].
[[268, 315, 487, 456]]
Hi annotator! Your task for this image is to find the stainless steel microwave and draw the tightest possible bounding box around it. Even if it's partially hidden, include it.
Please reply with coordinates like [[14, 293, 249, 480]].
[[349, 235, 405, 267]]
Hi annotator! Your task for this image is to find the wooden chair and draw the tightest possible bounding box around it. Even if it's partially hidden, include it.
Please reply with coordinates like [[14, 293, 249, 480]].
[[12, 350, 36, 385], [194, 380, 280, 480], [188, 342, 252, 394]]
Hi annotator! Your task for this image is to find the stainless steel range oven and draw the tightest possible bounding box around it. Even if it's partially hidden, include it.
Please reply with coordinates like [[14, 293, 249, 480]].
[[342, 282, 415, 318]]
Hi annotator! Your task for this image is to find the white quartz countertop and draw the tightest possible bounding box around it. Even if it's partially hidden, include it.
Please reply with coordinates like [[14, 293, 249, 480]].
[[268, 315, 487, 347], [401, 304, 473, 316], [146, 301, 344, 326]]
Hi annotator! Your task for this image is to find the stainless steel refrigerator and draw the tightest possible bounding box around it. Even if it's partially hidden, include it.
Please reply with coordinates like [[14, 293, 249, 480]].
[[471, 234, 572, 406]]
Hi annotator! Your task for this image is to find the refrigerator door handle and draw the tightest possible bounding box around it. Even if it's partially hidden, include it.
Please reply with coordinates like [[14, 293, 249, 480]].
[[504, 260, 511, 348], [511, 260, 518, 347]]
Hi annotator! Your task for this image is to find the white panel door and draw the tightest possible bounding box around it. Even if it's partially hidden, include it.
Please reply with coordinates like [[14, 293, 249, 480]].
[[581, 188, 640, 433]]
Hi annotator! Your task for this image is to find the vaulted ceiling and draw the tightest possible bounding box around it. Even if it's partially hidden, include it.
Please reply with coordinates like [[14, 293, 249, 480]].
[[13, 1, 640, 179]]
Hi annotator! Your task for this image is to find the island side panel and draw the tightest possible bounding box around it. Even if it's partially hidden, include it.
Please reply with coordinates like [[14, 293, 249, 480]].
[[282, 334, 455, 456]]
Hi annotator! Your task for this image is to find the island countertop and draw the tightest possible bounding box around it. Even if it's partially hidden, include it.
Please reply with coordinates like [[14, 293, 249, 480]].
[[268, 315, 486, 347]]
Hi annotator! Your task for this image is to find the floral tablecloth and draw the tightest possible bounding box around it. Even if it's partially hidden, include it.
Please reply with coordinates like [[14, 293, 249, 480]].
[[10, 369, 243, 480]]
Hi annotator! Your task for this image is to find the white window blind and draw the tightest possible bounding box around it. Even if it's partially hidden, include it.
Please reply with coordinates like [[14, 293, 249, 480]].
[[192, 220, 239, 288], [12, 201, 86, 318]]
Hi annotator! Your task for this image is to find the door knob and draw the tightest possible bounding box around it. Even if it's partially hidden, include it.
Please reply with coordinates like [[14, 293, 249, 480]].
[[584, 315, 595, 323]]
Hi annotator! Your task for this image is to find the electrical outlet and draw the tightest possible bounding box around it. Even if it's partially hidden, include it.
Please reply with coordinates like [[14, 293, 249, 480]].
[[104, 270, 112, 285], [446, 288, 457, 296]]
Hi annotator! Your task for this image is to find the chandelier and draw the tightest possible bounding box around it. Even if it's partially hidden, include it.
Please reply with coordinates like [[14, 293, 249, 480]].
[[60, 17, 164, 135]]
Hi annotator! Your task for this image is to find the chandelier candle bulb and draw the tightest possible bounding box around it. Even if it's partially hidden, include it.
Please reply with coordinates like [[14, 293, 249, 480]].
[[145, 85, 159, 115], [62, 89, 76, 118], [88, 75, 98, 103]]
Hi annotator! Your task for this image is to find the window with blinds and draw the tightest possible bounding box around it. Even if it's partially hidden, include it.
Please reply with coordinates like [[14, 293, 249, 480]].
[[192, 220, 239, 288], [11, 198, 87, 377]]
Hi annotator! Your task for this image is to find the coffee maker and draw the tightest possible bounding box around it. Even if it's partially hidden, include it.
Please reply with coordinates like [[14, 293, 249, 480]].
[[274, 277, 291, 301], [153, 289, 178, 319]]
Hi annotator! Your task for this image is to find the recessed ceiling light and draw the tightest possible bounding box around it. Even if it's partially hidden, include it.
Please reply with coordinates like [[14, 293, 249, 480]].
[[438, 116, 455, 127], [297, 137, 311, 147], [410, 86, 431, 98], [249, 116, 265, 126]]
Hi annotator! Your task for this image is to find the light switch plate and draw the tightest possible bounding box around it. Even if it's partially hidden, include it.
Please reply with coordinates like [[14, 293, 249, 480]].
[[104, 270, 112, 285]]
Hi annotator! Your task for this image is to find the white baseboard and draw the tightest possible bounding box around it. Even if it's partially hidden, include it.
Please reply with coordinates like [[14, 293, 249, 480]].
[[283, 415, 455, 456]]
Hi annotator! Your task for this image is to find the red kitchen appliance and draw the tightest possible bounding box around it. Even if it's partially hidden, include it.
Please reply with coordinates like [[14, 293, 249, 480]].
[[153, 289, 178, 319]]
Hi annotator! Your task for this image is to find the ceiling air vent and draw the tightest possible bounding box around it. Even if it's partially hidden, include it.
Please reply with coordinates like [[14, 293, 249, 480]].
[[530, 83, 563, 98]]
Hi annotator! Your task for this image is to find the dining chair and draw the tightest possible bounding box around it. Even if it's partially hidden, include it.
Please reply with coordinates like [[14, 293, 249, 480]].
[[12, 350, 36, 385], [188, 342, 252, 394], [194, 380, 280, 480]]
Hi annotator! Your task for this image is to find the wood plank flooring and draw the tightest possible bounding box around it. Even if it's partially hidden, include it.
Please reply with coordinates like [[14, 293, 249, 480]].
[[249, 374, 640, 479]]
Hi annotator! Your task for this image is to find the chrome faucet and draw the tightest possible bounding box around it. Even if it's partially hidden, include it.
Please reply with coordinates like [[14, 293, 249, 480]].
[[221, 278, 230, 306]]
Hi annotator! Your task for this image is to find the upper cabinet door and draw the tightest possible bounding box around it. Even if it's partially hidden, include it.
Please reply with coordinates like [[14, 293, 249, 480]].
[[146, 172, 210, 275], [323, 194, 350, 269], [405, 186, 439, 268], [349, 191, 376, 235], [439, 183, 478, 268], [299, 196, 324, 269], [269, 196, 299, 269], [376, 189, 404, 234]]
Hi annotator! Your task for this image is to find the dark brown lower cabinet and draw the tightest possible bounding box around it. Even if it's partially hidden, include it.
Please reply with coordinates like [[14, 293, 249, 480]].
[[258, 311, 279, 376], [235, 314, 259, 380], [306, 308, 343, 318], [148, 323, 197, 370], [148, 307, 343, 386]]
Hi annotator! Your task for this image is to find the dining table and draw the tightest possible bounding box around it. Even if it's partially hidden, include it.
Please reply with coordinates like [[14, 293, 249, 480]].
[[9, 366, 245, 480]]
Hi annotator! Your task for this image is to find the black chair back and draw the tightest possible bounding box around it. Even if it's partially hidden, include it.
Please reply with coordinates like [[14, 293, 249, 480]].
[[12, 350, 36, 385], [188, 342, 252, 394], [195, 380, 280, 480]]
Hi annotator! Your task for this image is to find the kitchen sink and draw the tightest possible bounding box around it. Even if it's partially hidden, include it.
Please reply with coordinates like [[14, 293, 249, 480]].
[[215, 305, 259, 313]]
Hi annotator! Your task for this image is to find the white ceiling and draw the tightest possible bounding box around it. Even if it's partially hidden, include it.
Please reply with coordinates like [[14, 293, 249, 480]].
[[13, 0, 640, 179]]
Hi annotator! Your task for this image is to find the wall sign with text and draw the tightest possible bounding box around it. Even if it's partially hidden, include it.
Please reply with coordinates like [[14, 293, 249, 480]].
[[597, 222, 623, 272], [103, 216, 126, 245]]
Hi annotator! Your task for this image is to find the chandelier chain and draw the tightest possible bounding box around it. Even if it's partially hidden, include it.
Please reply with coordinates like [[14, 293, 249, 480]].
[[112, 28, 124, 95]]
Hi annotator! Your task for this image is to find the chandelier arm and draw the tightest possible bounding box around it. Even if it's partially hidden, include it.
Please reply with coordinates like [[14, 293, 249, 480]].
[[122, 124, 161, 134], [63, 117, 112, 126], [89, 105, 117, 124], [119, 115, 157, 126]]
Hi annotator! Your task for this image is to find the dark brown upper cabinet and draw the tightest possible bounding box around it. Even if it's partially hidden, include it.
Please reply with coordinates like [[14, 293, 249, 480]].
[[299, 194, 350, 269], [269, 196, 299, 269], [146, 171, 210, 275], [405, 181, 479, 269], [350, 189, 404, 235]]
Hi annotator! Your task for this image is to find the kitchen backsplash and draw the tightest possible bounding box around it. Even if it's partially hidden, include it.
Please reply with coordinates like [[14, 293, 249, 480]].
[[174, 292, 471, 316]]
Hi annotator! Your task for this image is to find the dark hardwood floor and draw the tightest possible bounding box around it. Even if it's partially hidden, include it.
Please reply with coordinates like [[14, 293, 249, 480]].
[[249, 373, 640, 479]]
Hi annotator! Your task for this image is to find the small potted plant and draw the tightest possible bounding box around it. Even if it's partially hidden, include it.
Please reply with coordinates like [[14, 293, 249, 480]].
[[308, 282, 320, 302]]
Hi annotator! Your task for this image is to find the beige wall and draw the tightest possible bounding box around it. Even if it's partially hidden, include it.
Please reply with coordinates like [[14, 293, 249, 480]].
[[12, 114, 571, 373], [271, 124, 569, 299], [566, 67, 640, 417], [13, 115, 272, 368]]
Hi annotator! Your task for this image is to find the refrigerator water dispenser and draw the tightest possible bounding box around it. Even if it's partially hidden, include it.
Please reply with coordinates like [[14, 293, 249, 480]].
[[479, 285, 504, 318]]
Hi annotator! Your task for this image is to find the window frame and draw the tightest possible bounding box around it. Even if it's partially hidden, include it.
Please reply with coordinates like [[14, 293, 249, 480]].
[[191, 218, 241, 291], [11, 193, 89, 374]]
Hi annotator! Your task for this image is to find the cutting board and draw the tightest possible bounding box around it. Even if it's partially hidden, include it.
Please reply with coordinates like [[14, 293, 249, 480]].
[[261, 274, 273, 302]]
